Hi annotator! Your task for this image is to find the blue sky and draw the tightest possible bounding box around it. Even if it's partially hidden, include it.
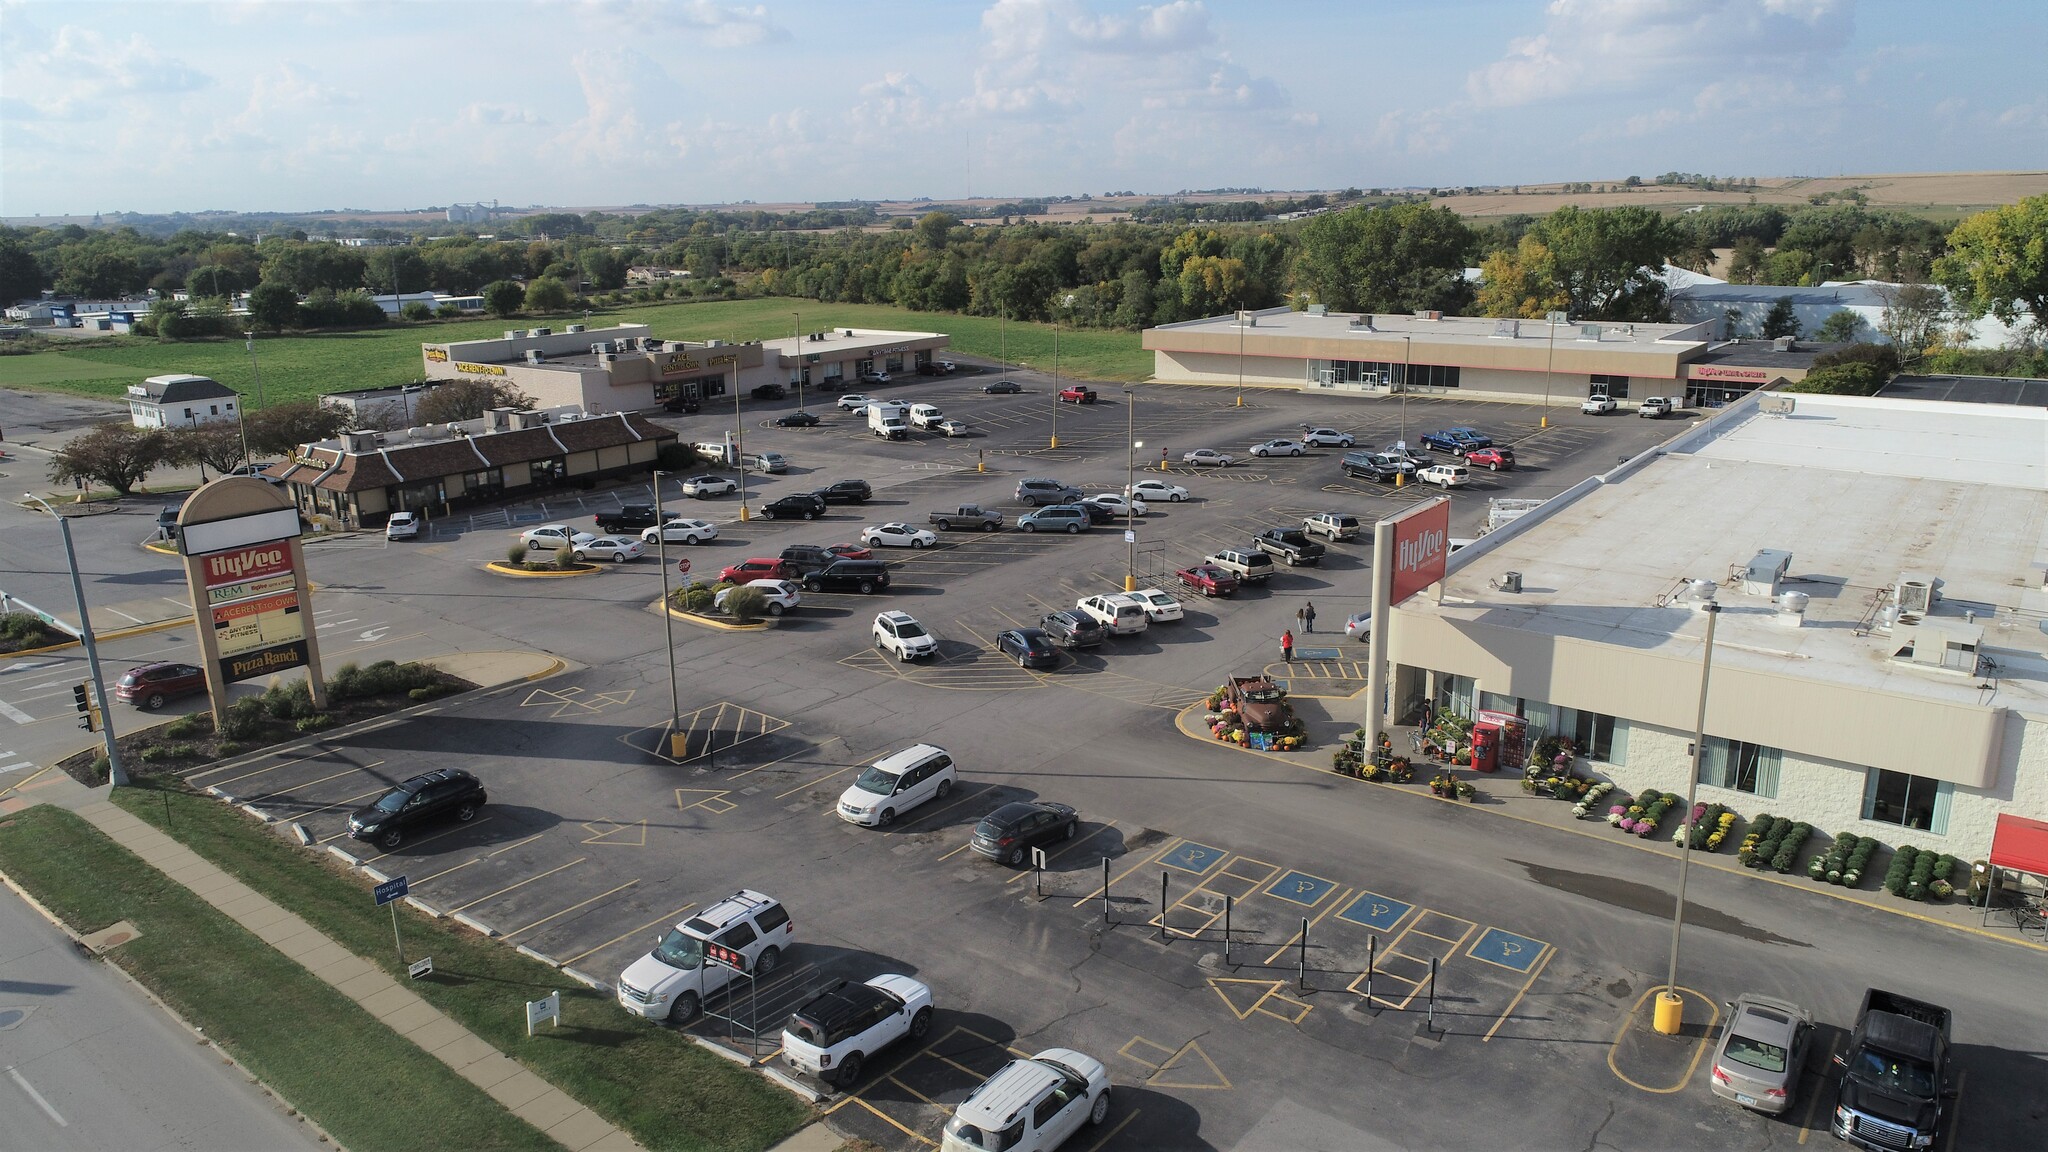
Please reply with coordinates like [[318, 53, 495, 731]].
[[3, 0, 2043, 215]]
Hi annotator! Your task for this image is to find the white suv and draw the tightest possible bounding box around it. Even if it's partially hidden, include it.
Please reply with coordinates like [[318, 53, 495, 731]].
[[1075, 594, 1149, 636], [873, 611, 938, 660], [782, 974, 934, 1087], [838, 744, 956, 826], [941, 1048, 1111, 1152], [616, 890, 794, 1023]]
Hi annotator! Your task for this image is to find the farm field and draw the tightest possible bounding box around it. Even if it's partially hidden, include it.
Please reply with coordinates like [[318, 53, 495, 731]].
[[1435, 169, 2048, 219], [0, 298, 1155, 407]]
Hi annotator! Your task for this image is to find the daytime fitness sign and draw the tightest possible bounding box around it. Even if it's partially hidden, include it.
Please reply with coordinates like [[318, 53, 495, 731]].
[[203, 543, 309, 682], [1389, 499, 1451, 604]]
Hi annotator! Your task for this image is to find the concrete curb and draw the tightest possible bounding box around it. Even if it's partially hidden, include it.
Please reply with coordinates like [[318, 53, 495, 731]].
[[660, 604, 773, 633], [481, 561, 603, 579], [452, 911, 497, 937], [759, 1066, 827, 1104], [687, 1035, 756, 1067], [405, 895, 445, 918], [326, 845, 361, 866], [561, 966, 607, 992], [515, 944, 558, 967]]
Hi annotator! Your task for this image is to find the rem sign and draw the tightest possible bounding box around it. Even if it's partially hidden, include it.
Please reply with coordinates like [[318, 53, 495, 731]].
[[1388, 498, 1451, 604]]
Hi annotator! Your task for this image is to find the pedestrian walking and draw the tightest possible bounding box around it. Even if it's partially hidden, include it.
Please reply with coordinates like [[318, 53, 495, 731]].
[[1303, 601, 1317, 634], [1280, 628, 1294, 664]]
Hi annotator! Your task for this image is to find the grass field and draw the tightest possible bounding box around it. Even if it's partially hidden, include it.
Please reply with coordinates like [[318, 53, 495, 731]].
[[109, 778, 813, 1152], [0, 298, 1154, 410], [0, 803, 559, 1152], [1435, 169, 2048, 220]]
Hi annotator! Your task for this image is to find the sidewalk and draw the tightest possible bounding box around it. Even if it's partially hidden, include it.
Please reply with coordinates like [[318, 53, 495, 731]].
[[21, 770, 640, 1152], [1176, 698, 2048, 948]]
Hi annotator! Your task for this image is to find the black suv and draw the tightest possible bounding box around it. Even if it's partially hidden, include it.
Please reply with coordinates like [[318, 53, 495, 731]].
[[1039, 610, 1104, 648], [348, 769, 487, 849], [779, 544, 841, 574], [971, 800, 1080, 865], [1069, 500, 1116, 525], [751, 383, 787, 400], [815, 479, 873, 504], [759, 493, 827, 521], [803, 560, 891, 595]]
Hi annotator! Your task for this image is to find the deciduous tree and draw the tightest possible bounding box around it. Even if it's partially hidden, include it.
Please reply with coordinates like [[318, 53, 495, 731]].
[[1476, 236, 1568, 318], [47, 423, 171, 497], [1876, 283, 1946, 361], [523, 276, 572, 312], [482, 279, 525, 317], [1935, 194, 2048, 331], [1292, 203, 1474, 316], [246, 281, 301, 332], [1762, 296, 1801, 339], [1815, 310, 1862, 342], [1529, 205, 1675, 321], [413, 379, 534, 425], [246, 400, 349, 456], [168, 421, 249, 479]]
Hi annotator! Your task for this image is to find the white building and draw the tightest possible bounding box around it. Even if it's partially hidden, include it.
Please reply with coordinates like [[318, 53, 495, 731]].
[[1388, 392, 2048, 861], [1664, 266, 2031, 349], [128, 374, 242, 428]]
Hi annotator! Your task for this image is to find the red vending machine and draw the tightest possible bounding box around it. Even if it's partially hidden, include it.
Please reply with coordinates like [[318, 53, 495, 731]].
[[1469, 709, 1528, 774]]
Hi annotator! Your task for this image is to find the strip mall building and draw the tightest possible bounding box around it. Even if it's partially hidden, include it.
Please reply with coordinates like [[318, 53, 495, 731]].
[[1143, 308, 1826, 410]]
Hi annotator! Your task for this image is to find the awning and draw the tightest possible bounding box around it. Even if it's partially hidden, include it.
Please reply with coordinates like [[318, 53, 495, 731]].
[[1989, 813, 2048, 876]]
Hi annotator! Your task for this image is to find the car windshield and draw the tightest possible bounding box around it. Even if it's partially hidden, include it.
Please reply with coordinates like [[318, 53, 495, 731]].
[[853, 766, 901, 795], [1851, 1050, 1934, 1097], [652, 928, 706, 969], [371, 789, 411, 813], [1722, 1029, 1789, 1073], [896, 621, 927, 637]]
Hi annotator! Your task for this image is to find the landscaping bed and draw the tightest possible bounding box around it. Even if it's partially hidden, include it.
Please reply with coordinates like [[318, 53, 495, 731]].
[[0, 805, 559, 1152], [0, 609, 69, 654], [108, 779, 813, 1152], [58, 659, 473, 786]]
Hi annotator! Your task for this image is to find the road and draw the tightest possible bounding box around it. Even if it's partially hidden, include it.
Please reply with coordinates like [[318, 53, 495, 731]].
[[0, 881, 323, 1152]]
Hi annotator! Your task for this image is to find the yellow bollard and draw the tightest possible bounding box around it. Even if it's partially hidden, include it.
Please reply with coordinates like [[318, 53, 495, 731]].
[[738, 505, 751, 522], [1652, 990, 1684, 1035], [1394, 473, 1404, 488], [1124, 573, 1137, 592], [1049, 435, 1058, 449], [1541, 415, 1550, 429], [1236, 395, 1243, 407], [669, 732, 690, 758]]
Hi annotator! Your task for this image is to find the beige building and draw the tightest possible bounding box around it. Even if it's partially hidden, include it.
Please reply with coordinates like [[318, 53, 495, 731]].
[[1144, 307, 1819, 409], [1385, 391, 2048, 861], [421, 322, 951, 414]]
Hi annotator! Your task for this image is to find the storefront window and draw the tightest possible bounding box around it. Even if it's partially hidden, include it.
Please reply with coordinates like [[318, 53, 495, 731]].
[[1436, 675, 1475, 719], [463, 469, 503, 498], [530, 458, 565, 486], [1863, 770, 1950, 834], [1701, 737, 1780, 798], [1589, 374, 1631, 400]]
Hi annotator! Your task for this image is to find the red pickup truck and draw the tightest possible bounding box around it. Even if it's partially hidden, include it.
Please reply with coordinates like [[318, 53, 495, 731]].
[[1058, 386, 1098, 404]]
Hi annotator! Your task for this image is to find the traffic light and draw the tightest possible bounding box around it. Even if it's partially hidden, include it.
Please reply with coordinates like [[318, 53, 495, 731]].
[[73, 683, 98, 732]]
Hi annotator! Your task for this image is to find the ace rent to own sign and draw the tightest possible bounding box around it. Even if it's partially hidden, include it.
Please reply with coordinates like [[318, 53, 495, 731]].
[[1389, 499, 1451, 604], [202, 543, 310, 683]]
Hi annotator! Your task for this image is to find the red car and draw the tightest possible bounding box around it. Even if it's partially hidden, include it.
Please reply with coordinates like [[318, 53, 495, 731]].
[[114, 661, 208, 710], [825, 543, 873, 561], [719, 558, 798, 583], [1175, 564, 1240, 597], [1466, 446, 1515, 471]]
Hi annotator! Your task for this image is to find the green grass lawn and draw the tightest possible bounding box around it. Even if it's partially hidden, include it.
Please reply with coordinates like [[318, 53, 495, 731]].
[[0, 804, 559, 1152], [0, 299, 1153, 409], [110, 778, 812, 1152]]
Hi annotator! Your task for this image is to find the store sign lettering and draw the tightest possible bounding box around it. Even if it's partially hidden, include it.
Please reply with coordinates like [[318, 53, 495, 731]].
[[203, 543, 294, 589], [1389, 499, 1451, 604], [1694, 365, 1767, 381], [456, 362, 507, 376], [425, 348, 449, 363], [661, 354, 701, 374]]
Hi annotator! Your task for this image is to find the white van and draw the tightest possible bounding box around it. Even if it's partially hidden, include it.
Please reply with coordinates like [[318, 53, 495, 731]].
[[868, 402, 910, 440], [837, 743, 956, 826], [909, 403, 944, 429]]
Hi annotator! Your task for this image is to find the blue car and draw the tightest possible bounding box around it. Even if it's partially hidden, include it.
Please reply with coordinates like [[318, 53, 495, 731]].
[[1419, 427, 1493, 455]]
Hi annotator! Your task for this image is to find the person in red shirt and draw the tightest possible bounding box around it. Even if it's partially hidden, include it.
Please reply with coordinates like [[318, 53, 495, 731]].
[[1280, 629, 1294, 663]]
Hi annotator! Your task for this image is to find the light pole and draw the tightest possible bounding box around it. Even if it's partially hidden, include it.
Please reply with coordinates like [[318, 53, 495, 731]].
[[243, 331, 266, 411], [792, 311, 804, 413], [1123, 389, 1140, 592], [25, 494, 127, 787], [1543, 310, 1567, 429], [1399, 335, 1412, 446], [1050, 295, 1074, 449], [1655, 599, 1720, 1036], [733, 382, 749, 521], [1236, 304, 1246, 402], [652, 471, 683, 756]]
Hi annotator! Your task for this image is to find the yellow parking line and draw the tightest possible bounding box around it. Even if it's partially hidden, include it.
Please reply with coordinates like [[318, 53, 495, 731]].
[[449, 858, 586, 913], [1084, 1109, 1141, 1152], [189, 746, 351, 784], [560, 903, 696, 966], [938, 841, 976, 862], [503, 880, 639, 940], [727, 736, 841, 782], [485, 832, 547, 858], [416, 857, 481, 886], [358, 816, 495, 864], [294, 785, 390, 821], [845, 1097, 936, 1146], [1008, 820, 1120, 883], [887, 1074, 943, 1108], [1071, 836, 1186, 907], [899, 787, 983, 830], [1258, 885, 1357, 966], [1482, 945, 1555, 1041]]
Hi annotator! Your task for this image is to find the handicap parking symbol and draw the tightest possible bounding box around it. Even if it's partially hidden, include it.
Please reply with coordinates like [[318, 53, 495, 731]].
[[1160, 841, 1228, 876], [1336, 890, 1414, 933], [1264, 871, 1337, 907], [1467, 927, 1547, 973]]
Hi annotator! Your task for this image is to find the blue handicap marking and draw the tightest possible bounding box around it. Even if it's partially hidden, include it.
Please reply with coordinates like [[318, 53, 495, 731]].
[[1264, 870, 1338, 907], [1159, 840, 1228, 876], [1467, 927, 1547, 972], [1336, 890, 1414, 932], [1295, 647, 1342, 660]]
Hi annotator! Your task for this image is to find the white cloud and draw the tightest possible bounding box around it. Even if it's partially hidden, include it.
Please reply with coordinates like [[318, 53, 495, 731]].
[[1995, 98, 2048, 131], [0, 19, 212, 121], [579, 0, 787, 48]]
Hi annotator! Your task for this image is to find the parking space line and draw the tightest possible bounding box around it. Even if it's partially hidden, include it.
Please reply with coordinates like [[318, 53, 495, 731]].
[[937, 841, 976, 862], [1084, 1109, 1142, 1152], [886, 1073, 943, 1108], [1795, 1036, 1842, 1144], [1258, 885, 1357, 965], [559, 902, 697, 965], [448, 858, 586, 913], [416, 857, 482, 886], [1071, 836, 1185, 907], [196, 748, 347, 787], [292, 785, 390, 821], [1008, 820, 1120, 883], [776, 766, 850, 799], [845, 1096, 937, 1147], [486, 832, 547, 858], [358, 816, 495, 864], [727, 736, 842, 782], [243, 764, 383, 805], [503, 880, 639, 940], [1482, 944, 1555, 1042], [897, 786, 990, 831]]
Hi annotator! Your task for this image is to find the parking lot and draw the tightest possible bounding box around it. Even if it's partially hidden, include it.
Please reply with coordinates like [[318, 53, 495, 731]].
[[12, 370, 2043, 1151]]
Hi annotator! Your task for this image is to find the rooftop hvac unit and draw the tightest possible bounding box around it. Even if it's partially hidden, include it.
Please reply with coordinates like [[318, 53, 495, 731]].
[[1896, 572, 1939, 621], [505, 329, 522, 340], [844, 328, 855, 336], [1500, 571, 1522, 593], [529, 327, 551, 337], [565, 323, 584, 334], [598, 353, 616, 364], [1688, 578, 1718, 609], [1773, 336, 1795, 352], [1307, 304, 1327, 316], [1740, 549, 1793, 598], [524, 350, 545, 364], [1412, 310, 1443, 321], [1777, 590, 1810, 627], [1577, 324, 1604, 341], [1758, 394, 1796, 417], [1492, 319, 1520, 339], [590, 342, 608, 355]]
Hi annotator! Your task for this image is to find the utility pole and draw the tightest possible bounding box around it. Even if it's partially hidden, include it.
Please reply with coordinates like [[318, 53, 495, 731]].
[[25, 495, 127, 786], [1656, 600, 1720, 1035]]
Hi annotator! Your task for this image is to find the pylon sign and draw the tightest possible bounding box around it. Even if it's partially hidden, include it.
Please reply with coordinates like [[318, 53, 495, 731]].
[[173, 478, 327, 721]]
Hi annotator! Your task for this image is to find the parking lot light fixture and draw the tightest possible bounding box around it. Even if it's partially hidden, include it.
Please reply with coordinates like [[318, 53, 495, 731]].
[[1543, 310, 1567, 430], [652, 471, 683, 755], [792, 311, 804, 413], [733, 385, 750, 522], [1051, 317, 1061, 449], [25, 493, 127, 787], [1657, 599, 1720, 1036], [1124, 389, 1139, 593]]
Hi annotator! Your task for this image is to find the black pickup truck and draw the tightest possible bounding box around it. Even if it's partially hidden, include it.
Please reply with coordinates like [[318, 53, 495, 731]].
[[1831, 987, 1954, 1150], [1252, 528, 1326, 567], [593, 504, 662, 534]]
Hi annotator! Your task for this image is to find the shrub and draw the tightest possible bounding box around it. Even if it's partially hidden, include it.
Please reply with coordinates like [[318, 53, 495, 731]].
[[0, 611, 63, 645], [552, 543, 575, 570], [407, 685, 447, 702], [722, 584, 768, 623], [1813, 832, 1861, 883], [215, 741, 244, 755], [400, 301, 433, 322], [1843, 837, 1880, 887], [1770, 822, 1812, 872], [1884, 844, 1921, 897], [164, 714, 207, 739], [295, 714, 336, 732], [262, 679, 318, 721], [1906, 848, 1936, 900], [328, 659, 440, 700], [216, 697, 272, 741], [507, 542, 530, 566]]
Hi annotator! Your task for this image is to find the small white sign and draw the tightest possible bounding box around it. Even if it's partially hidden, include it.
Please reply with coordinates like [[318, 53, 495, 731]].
[[526, 989, 561, 1035], [1031, 847, 1048, 870], [409, 956, 434, 980], [1123, 530, 1136, 543]]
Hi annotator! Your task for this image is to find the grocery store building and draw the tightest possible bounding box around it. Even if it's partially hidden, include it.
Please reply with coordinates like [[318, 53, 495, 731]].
[[1382, 391, 2048, 861], [1143, 308, 1823, 410]]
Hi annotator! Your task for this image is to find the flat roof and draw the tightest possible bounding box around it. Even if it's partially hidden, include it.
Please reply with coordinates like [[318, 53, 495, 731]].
[[1879, 373, 2048, 408], [1688, 340, 1848, 369], [1431, 393, 2048, 711], [1152, 307, 1706, 350], [762, 327, 945, 359]]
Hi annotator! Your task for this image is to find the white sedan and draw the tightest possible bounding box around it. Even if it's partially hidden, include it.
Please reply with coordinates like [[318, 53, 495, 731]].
[[861, 522, 938, 549], [936, 419, 971, 437], [1250, 439, 1305, 458], [1127, 589, 1184, 622], [574, 535, 645, 562], [1181, 449, 1235, 467], [1127, 479, 1189, 503], [837, 394, 879, 411], [520, 524, 591, 551], [1302, 427, 1355, 447], [1345, 612, 1372, 641], [1085, 492, 1148, 516], [716, 578, 803, 616], [680, 474, 737, 498], [641, 518, 719, 545]]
